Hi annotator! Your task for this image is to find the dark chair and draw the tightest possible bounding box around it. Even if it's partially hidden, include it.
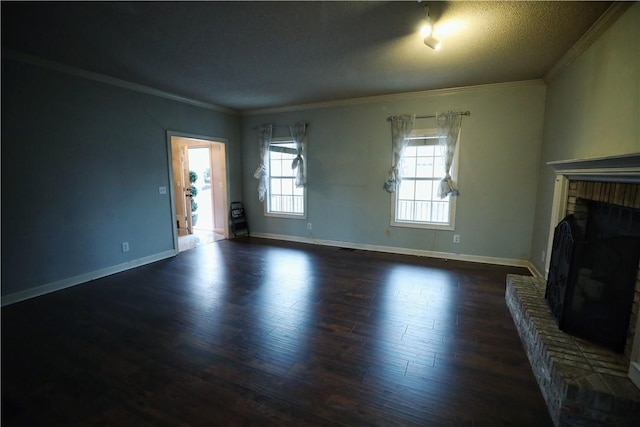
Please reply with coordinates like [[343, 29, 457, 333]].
[[229, 201, 249, 237]]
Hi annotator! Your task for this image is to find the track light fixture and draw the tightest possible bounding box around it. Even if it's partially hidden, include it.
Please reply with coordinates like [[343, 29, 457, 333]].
[[420, 3, 441, 50], [424, 34, 441, 50]]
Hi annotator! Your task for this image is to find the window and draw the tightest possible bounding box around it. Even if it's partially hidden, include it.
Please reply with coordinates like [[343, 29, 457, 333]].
[[266, 139, 305, 217], [391, 129, 457, 230]]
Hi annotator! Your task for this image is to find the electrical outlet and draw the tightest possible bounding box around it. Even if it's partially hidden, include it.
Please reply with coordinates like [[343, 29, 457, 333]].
[[453, 234, 460, 243], [385, 229, 391, 237], [307, 222, 312, 230], [122, 242, 130, 252], [541, 250, 546, 263], [159, 186, 167, 194]]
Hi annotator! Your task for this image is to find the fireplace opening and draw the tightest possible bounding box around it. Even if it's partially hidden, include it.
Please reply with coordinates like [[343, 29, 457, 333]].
[[545, 200, 640, 353]]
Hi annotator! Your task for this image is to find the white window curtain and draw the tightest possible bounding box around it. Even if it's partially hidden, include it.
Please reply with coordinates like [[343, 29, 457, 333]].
[[383, 114, 416, 193], [253, 124, 273, 202], [289, 121, 307, 187], [436, 111, 463, 199]]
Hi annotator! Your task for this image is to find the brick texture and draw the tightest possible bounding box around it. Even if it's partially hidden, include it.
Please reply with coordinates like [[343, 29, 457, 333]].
[[567, 181, 640, 360], [506, 275, 640, 426]]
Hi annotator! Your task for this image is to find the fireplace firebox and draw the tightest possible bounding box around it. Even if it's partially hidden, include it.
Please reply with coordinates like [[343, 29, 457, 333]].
[[545, 201, 640, 353]]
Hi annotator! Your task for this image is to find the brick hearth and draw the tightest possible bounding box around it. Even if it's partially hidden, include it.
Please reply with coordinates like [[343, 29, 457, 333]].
[[506, 274, 640, 426]]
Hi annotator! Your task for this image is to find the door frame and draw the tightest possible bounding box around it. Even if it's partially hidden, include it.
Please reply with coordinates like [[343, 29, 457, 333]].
[[166, 131, 230, 251]]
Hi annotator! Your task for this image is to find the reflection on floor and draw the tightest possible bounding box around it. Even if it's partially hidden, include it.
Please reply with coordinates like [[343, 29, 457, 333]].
[[178, 228, 225, 252], [0, 238, 552, 425]]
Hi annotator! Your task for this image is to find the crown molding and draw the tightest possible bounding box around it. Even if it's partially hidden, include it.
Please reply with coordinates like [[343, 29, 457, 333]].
[[242, 80, 545, 116], [3, 49, 239, 115], [3, 48, 545, 117], [544, 2, 633, 84]]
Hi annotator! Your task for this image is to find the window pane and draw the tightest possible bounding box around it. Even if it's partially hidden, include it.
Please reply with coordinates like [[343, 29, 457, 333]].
[[398, 180, 415, 200], [402, 157, 417, 178], [270, 159, 282, 176], [414, 201, 431, 222], [270, 178, 282, 194], [416, 157, 434, 179], [404, 146, 417, 157], [271, 195, 281, 211], [432, 201, 449, 223], [422, 145, 436, 156], [415, 181, 431, 201], [431, 180, 440, 200], [282, 178, 294, 195], [397, 200, 414, 221], [283, 196, 290, 212]]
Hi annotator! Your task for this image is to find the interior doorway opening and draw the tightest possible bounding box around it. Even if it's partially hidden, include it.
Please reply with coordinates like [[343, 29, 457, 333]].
[[169, 134, 228, 252]]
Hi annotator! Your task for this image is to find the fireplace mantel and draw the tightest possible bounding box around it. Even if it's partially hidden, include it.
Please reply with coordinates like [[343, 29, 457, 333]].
[[547, 152, 640, 183]]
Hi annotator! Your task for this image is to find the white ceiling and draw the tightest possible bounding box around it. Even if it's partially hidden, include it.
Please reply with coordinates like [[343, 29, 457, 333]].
[[1, 1, 616, 113]]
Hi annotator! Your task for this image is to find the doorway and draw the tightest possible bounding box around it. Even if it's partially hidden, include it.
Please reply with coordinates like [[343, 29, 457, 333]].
[[169, 134, 228, 252]]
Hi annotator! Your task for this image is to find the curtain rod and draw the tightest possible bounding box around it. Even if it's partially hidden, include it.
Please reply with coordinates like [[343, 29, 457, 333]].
[[386, 111, 471, 121], [251, 123, 308, 130]]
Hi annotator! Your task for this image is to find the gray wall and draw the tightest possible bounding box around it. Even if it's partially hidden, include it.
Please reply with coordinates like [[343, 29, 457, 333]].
[[242, 82, 546, 262], [529, 3, 640, 274], [1, 58, 242, 296], [5, 4, 635, 300]]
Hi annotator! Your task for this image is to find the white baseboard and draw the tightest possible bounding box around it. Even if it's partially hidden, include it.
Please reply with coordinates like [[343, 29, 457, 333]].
[[4, 235, 540, 307], [526, 262, 545, 279], [250, 232, 534, 271], [1, 250, 177, 307]]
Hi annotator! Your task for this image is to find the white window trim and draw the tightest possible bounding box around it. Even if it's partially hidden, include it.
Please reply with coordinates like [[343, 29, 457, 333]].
[[264, 137, 307, 219], [390, 128, 459, 231]]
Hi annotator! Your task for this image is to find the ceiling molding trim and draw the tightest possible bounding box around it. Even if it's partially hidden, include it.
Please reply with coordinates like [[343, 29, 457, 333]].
[[2, 49, 239, 115], [544, 2, 632, 84], [242, 80, 545, 116]]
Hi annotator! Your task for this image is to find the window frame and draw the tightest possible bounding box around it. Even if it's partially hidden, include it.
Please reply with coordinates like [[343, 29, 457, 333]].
[[264, 137, 307, 219], [390, 128, 459, 231]]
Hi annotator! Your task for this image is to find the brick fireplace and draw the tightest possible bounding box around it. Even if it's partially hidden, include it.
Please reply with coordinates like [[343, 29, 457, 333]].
[[563, 180, 640, 358], [506, 153, 640, 426]]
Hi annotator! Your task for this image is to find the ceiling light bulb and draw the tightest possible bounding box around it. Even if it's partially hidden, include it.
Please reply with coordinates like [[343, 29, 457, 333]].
[[420, 21, 433, 38], [424, 35, 441, 50]]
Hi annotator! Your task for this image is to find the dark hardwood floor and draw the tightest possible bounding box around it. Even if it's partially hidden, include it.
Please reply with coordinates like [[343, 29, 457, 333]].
[[2, 237, 553, 426]]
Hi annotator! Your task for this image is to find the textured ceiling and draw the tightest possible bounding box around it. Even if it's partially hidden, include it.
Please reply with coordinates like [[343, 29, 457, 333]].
[[1, 1, 614, 113]]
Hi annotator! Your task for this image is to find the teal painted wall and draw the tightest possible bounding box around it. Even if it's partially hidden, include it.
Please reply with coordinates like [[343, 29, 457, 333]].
[[4, 4, 636, 300], [529, 3, 640, 275], [1, 58, 242, 296], [242, 82, 546, 261]]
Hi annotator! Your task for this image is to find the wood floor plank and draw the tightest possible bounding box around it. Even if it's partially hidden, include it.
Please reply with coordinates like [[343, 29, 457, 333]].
[[2, 237, 553, 426]]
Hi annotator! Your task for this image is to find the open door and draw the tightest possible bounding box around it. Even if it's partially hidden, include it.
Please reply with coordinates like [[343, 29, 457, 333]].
[[169, 134, 229, 251], [171, 142, 192, 236]]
